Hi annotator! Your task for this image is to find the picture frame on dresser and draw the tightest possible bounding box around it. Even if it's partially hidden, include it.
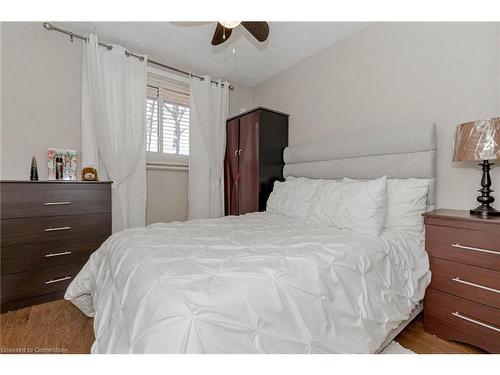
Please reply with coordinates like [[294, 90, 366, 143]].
[[423, 209, 500, 353], [0, 180, 112, 313]]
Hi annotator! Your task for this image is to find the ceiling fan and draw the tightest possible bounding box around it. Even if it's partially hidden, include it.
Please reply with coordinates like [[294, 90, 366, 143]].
[[211, 21, 269, 46]]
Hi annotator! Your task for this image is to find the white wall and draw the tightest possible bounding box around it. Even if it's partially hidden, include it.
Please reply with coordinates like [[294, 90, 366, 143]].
[[252, 23, 500, 210], [0, 22, 3, 173], [0, 22, 253, 224], [228, 82, 252, 117], [146, 167, 188, 223], [1, 22, 82, 181]]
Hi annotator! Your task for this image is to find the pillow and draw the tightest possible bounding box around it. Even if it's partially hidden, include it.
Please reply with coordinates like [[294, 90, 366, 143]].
[[308, 176, 387, 236], [344, 177, 431, 234], [266, 177, 321, 219]]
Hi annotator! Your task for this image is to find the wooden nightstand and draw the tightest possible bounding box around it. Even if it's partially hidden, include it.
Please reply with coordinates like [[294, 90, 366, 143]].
[[423, 209, 500, 353]]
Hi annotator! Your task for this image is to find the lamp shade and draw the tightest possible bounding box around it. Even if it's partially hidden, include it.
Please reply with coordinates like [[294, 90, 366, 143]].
[[453, 118, 500, 162]]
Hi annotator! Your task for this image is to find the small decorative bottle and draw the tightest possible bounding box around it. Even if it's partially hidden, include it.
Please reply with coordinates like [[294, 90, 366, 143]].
[[55, 155, 64, 180], [30, 156, 38, 181], [59, 155, 65, 180]]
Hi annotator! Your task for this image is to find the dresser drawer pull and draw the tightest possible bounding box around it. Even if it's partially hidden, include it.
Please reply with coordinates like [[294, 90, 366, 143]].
[[452, 277, 500, 294], [44, 226, 72, 232], [451, 243, 500, 256], [44, 201, 72, 206], [45, 251, 72, 258], [452, 312, 500, 332], [45, 275, 72, 285]]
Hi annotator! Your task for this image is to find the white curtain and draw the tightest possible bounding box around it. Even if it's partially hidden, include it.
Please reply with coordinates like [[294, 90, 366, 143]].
[[188, 76, 229, 219], [81, 34, 147, 232]]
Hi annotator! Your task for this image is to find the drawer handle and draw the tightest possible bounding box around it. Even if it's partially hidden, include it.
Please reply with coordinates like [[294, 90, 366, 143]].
[[45, 275, 72, 285], [451, 243, 500, 256], [452, 277, 500, 294], [44, 226, 72, 232], [452, 312, 500, 332], [44, 201, 72, 206], [45, 251, 72, 258]]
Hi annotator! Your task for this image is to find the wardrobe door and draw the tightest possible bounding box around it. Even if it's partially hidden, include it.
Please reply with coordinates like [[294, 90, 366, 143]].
[[224, 119, 240, 215], [238, 111, 260, 214]]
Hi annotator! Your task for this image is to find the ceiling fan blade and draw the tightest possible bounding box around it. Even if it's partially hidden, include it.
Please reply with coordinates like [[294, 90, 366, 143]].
[[211, 23, 232, 46], [241, 22, 269, 42]]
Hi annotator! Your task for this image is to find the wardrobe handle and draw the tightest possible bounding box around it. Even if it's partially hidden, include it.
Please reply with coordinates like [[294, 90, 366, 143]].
[[238, 149, 242, 155], [234, 150, 238, 157]]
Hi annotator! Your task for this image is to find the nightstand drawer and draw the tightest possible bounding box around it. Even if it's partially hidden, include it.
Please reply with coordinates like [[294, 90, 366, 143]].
[[0, 263, 83, 309], [1, 213, 111, 247], [0, 235, 106, 275], [424, 289, 500, 353], [0, 182, 111, 219], [429, 258, 500, 309], [426, 224, 500, 271]]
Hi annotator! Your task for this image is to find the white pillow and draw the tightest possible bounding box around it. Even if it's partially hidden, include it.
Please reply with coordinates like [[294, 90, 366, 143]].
[[344, 177, 431, 234], [308, 176, 388, 236], [266, 177, 321, 219]]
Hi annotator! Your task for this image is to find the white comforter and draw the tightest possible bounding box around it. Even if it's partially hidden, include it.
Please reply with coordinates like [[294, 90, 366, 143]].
[[65, 212, 430, 353]]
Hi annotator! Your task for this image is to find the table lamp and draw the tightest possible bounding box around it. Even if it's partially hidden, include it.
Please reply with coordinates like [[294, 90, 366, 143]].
[[453, 117, 500, 216]]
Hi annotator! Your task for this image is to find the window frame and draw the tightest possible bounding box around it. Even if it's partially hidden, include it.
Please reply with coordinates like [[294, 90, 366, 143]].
[[146, 67, 190, 167]]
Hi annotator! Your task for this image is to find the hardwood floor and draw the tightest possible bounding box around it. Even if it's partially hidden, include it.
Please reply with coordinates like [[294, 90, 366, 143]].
[[395, 314, 485, 354], [0, 300, 93, 354], [0, 299, 485, 354]]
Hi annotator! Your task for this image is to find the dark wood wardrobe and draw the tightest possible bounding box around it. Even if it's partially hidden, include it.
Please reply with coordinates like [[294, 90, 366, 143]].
[[224, 107, 289, 216]]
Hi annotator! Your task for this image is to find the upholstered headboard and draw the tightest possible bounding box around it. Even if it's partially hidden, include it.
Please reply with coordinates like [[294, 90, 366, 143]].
[[283, 124, 437, 206]]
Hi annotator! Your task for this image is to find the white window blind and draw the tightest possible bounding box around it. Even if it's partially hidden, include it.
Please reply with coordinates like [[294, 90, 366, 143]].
[[146, 72, 190, 156]]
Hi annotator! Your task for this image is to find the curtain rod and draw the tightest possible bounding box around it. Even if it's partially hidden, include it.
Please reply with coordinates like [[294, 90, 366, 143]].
[[42, 22, 234, 91]]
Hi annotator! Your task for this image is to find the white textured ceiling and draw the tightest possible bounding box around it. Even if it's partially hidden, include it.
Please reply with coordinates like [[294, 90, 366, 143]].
[[59, 22, 369, 87]]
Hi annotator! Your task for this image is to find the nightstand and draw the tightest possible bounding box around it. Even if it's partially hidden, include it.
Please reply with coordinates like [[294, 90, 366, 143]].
[[423, 209, 500, 353]]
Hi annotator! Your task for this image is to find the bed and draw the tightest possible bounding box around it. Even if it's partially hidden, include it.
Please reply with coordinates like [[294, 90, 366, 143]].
[[65, 125, 437, 354]]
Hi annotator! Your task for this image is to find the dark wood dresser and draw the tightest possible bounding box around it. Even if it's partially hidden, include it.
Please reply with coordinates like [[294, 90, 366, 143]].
[[1, 181, 111, 313], [423, 209, 500, 353]]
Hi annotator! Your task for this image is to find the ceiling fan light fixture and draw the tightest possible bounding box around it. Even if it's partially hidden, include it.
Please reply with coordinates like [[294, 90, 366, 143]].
[[211, 21, 269, 46], [220, 21, 241, 29]]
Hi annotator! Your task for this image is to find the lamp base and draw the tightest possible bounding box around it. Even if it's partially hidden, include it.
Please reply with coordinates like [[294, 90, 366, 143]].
[[471, 160, 500, 217], [470, 206, 500, 217]]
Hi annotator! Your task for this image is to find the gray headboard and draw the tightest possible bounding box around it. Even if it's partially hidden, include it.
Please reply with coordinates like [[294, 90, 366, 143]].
[[283, 124, 437, 206]]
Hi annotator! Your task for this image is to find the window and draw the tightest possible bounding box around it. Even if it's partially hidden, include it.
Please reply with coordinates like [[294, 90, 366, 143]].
[[146, 72, 190, 158]]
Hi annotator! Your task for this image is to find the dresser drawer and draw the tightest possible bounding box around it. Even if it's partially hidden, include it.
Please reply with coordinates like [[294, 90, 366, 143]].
[[424, 289, 500, 353], [425, 224, 500, 271], [1, 182, 111, 219], [429, 257, 500, 309], [1, 213, 111, 247], [1, 235, 106, 275], [0, 263, 83, 307]]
